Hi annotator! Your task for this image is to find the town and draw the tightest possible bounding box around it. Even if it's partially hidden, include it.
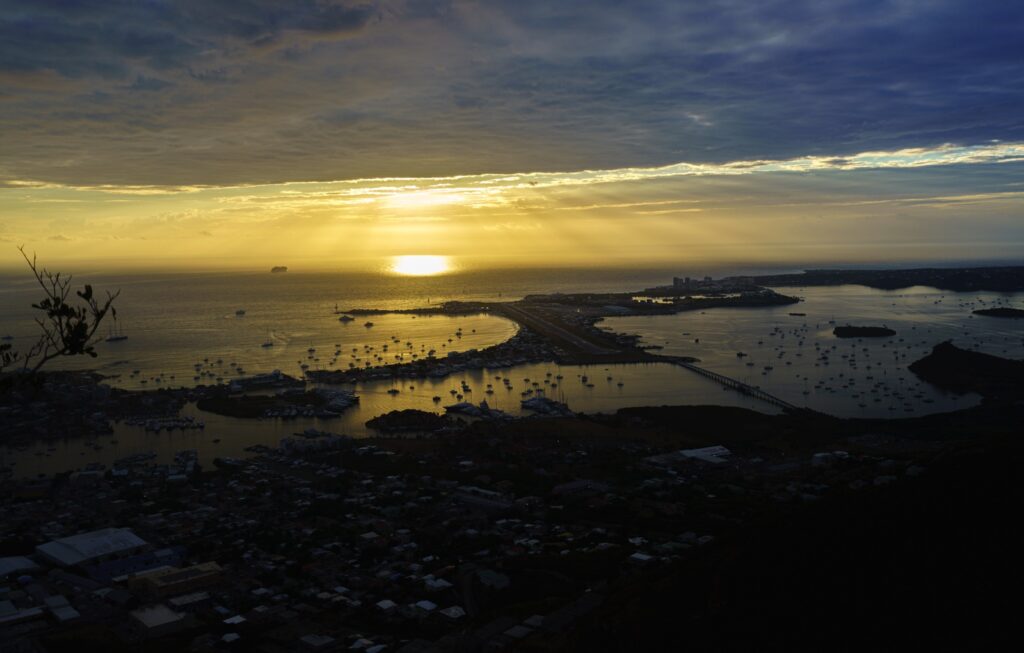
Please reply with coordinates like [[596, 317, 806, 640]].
[[2, 395, 1002, 651], [2, 274, 1023, 651]]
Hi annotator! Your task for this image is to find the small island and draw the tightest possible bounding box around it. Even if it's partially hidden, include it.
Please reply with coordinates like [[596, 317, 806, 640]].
[[270, 265, 288, 273], [833, 325, 896, 338], [196, 388, 357, 419], [973, 307, 1024, 318], [366, 409, 453, 433]]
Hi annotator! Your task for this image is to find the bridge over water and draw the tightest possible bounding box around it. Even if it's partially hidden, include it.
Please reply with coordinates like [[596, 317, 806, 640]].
[[664, 357, 802, 412]]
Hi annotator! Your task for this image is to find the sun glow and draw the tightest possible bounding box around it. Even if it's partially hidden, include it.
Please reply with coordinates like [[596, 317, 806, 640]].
[[390, 255, 451, 276], [383, 189, 469, 209]]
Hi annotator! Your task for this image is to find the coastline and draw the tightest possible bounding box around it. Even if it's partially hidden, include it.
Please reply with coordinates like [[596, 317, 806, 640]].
[[734, 265, 1024, 292]]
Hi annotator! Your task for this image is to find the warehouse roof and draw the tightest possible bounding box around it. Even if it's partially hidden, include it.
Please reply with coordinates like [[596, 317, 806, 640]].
[[0, 556, 39, 577], [36, 528, 147, 567], [131, 604, 185, 630]]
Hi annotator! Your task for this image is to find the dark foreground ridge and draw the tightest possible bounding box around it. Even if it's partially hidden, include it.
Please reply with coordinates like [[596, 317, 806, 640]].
[[735, 265, 1024, 292], [550, 426, 1024, 651]]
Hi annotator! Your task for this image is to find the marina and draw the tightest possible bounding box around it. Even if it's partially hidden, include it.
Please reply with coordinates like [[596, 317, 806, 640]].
[[603, 285, 1022, 417], [1, 273, 1021, 477], [3, 360, 774, 478]]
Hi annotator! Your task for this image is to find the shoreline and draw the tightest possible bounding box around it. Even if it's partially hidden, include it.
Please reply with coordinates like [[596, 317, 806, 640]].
[[732, 265, 1024, 292], [332, 282, 798, 368], [2, 272, 1009, 460]]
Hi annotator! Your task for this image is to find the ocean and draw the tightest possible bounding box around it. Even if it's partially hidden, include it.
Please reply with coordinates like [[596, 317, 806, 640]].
[[0, 267, 692, 386], [2, 264, 1022, 477]]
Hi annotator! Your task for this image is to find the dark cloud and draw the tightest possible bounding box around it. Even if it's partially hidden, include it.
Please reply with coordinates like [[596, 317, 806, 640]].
[[0, 0, 1021, 186], [0, 1, 377, 78], [127, 76, 174, 92]]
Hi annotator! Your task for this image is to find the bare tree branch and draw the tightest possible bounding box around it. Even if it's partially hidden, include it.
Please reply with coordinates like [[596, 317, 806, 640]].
[[6, 246, 121, 374]]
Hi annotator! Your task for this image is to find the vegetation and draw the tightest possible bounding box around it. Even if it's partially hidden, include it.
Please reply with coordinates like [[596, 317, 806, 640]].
[[0, 342, 16, 371], [0, 247, 119, 373], [909, 341, 1024, 397]]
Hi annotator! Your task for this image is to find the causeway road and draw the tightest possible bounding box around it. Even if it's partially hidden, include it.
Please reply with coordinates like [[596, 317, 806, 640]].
[[497, 304, 621, 356]]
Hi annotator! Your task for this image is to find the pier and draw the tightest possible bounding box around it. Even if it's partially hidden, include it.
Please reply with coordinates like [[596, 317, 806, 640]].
[[666, 357, 801, 412]]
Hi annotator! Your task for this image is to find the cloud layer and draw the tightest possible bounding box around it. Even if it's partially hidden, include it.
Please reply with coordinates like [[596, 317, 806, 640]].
[[3, 141, 1022, 269], [2, 0, 1023, 186]]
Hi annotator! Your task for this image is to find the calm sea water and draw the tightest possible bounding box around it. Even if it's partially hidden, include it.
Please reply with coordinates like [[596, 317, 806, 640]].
[[2, 266, 1022, 477], [0, 267, 693, 387]]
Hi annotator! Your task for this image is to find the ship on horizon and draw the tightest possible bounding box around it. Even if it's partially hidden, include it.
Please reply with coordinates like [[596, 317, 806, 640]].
[[105, 321, 128, 342]]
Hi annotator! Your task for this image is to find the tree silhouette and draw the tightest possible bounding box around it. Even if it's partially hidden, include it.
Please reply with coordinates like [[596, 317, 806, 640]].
[[0, 247, 120, 374], [0, 343, 16, 371]]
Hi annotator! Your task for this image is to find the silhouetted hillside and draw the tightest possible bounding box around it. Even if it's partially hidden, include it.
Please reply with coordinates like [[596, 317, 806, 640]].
[[908, 341, 1024, 397], [548, 434, 1024, 651]]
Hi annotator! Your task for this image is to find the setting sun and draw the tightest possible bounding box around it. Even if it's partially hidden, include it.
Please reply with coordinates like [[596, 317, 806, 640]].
[[390, 255, 451, 276]]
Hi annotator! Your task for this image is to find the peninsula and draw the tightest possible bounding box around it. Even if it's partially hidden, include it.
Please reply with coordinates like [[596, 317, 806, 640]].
[[973, 307, 1024, 318], [321, 277, 799, 376]]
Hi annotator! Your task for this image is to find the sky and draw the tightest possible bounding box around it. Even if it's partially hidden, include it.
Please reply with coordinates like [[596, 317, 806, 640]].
[[1, 0, 1022, 271]]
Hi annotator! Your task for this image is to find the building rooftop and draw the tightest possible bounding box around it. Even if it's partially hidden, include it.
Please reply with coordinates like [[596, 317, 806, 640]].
[[679, 445, 733, 464], [300, 634, 335, 648], [36, 528, 147, 567], [130, 604, 185, 630], [0, 556, 39, 578]]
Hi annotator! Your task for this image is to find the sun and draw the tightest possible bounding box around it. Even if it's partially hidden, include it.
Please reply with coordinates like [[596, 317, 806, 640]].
[[390, 255, 450, 276]]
